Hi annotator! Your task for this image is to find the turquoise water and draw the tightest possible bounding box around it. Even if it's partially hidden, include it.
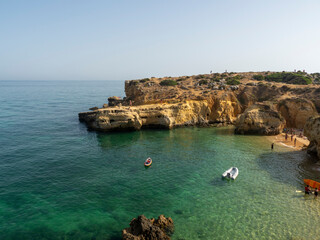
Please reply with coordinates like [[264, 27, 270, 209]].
[[1, 81, 320, 240]]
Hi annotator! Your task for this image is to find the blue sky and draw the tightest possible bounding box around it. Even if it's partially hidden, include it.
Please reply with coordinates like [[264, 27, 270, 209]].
[[0, 0, 319, 80]]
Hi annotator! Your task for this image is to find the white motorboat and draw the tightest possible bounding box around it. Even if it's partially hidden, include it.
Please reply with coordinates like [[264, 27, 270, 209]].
[[222, 167, 239, 180]]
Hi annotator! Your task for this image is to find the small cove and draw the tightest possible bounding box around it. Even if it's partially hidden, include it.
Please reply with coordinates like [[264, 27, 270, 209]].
[[0, 81, 320, 240]]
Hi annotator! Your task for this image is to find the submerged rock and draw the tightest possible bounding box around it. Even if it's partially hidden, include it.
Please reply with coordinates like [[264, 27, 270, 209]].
[[304, 116, 320, 160], [122, 215, 174, 240], [235, 102, 286, 135]]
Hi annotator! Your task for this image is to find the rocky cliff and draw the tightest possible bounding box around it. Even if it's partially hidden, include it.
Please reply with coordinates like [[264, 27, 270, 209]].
[[122, 215, 174, 240], [79, 71, 320, 133], [79, 101, 211, 131], [277, 98, 318, 129], [235, 102, 286, 135], [304, 116, 320, 159]]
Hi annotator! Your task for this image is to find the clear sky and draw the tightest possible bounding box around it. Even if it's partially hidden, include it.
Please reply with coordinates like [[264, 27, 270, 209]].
[[1, 0, 320, 80]]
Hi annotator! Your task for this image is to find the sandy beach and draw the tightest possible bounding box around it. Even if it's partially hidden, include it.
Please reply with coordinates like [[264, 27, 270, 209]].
[[267, 132, 309, 150]]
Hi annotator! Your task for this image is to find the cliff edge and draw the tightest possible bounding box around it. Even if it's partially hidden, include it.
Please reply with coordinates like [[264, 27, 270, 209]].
[[304, 116, 320, 159], [79, 71, 320, 134]]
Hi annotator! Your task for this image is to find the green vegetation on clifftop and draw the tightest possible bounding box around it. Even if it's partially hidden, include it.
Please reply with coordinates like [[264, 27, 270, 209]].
[[160, 79, 178, 86], [265, 72, 312, 85]]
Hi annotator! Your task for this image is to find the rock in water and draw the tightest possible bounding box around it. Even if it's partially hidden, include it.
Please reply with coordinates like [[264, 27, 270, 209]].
[[153, 214, 174, 235], [122, 215, 174, 240], [235, 102, 286, 135], [304, 116, 320, 160]]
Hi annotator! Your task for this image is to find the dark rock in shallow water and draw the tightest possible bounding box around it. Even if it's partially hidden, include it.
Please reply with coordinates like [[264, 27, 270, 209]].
[[173, 209, 183, 215], [122, 215, 174, 240]]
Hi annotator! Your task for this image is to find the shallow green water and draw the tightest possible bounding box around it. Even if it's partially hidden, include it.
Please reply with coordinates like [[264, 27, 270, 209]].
[[1, 81, 320, 240]]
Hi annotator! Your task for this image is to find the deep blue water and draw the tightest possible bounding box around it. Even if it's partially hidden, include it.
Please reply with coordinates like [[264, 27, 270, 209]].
[[1, 80, 320, 240]]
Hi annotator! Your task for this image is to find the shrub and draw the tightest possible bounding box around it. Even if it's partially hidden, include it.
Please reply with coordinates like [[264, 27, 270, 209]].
[[139, 78, 150, 83], [226, 78, 240, 85], [233, 75, 244, 80], [221, 73, 228, 78], [199, 80, 208, 85], [194, 74, 206, 79], [253, 74, 265, 81], [160, 79, 178, 86], [211, 76, 221, 82], [265, 72, 312, 85]]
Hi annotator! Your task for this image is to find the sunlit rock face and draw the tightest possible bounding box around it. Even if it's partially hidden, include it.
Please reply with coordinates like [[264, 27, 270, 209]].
[[79, 101, 212, 131], [277, 98, 318, 129], [304, 116, 320, 160], [235, 102, 286, 135]]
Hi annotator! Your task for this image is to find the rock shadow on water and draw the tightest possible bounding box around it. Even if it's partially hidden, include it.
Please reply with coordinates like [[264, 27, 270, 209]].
[[256, 150, 319, 188]]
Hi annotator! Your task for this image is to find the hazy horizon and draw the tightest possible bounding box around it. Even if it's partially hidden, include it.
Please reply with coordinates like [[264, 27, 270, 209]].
[[1, 0, 320, 81]]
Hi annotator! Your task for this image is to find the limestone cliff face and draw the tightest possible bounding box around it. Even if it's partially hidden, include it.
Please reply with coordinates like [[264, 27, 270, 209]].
[[304, 116, 320, 159], [235, 103, 286, 135], [125, 81, 148, 105], [80, 72, 320, 133], [79, 101, 211, 131], [277, 98, 318, 129], [209, 92, 242, 123]]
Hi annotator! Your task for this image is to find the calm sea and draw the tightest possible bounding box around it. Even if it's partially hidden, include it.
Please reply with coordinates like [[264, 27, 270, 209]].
[[1, 80, 320, 240]]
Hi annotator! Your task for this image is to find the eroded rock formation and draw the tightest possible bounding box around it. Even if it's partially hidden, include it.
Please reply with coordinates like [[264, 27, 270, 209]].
[[234, 103, 286, 135], [304, 116, 320, 159], [122, 215, 174, 240], [277, 98, 318, 129], [79, 101, 211, 131], [79, 72, 320, 133]]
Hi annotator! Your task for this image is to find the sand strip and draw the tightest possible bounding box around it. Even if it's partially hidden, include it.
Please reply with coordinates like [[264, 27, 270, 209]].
[[267, 133, 309, 150]]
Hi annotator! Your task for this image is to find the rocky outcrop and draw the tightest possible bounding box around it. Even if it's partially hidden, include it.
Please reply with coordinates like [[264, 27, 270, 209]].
[[80, 72, 320, 133], [304, 116, 320, 159], [209, 92, 242, 123], [235, 102, 286, 135], [79, 101, 211, 131], [108, 96, 125, 106], [122, 215, 174, 240], [277, 98, 318, 128]]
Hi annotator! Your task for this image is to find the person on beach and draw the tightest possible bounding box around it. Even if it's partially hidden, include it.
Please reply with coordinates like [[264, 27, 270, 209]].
[[271, 143, 274, 150], [285, 133, 288, 141], [305, 185, 311, 195], [315, 188, 318, 197], [294, 138, 297, 147], [291, 135, 293, 141]]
